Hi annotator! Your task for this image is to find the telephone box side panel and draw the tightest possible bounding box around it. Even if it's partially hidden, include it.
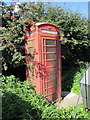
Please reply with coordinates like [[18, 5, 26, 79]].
[[57, 38, 62, 99], [25, 29, 36, 84], [34, 26, 42, 94]]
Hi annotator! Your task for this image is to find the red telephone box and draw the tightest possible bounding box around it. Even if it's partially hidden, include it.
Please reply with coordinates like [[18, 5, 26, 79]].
[[25, 22, 61, 101]]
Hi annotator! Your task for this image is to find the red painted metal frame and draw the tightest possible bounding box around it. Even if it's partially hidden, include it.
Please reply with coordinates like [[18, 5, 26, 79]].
[[25, 23, 61, 101]]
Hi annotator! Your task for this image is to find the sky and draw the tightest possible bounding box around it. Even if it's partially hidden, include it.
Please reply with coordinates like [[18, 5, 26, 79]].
[[52, 2, 88, 18], [4, 0, 89, 18]]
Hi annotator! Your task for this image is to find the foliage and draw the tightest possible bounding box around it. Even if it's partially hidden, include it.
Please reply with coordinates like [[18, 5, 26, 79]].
[[2, 75, 49, 120], [2, 75, 90, 120], [42, 104, 89, 119], [44, 3, 88, 42], [1, 2, 89, 72], [1, 2, 32, 70]]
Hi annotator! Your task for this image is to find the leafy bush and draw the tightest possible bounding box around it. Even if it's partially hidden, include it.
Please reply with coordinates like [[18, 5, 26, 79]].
[[42, 104, 89, 119], [2, 75, 53, 120], [2, 75, 90, 120], [1, 2, 89, 72], [2, 75, 39, 120]]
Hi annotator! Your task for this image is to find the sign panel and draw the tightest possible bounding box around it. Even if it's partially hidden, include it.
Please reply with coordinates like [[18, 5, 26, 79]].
[[41, 29, 57, 34]]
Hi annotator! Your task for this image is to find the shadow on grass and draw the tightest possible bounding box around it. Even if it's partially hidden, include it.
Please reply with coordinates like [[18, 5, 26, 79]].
[[2, 91, 41, 120]]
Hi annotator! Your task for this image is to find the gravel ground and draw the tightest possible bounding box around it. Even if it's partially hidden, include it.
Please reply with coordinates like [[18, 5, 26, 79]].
[[55, 91, 83, 109]]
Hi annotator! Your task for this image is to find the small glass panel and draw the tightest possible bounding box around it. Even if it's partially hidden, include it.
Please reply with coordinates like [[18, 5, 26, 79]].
[[46, 47, 56, 52], [51, 80, 57, 86], [28, 40, 34, 47], [49, 74, 57, 80], [82, 98, 87, 108], [26, 55, 34, 60], [26, 55, 30, 60], [47, 81, 57, 87], [46, 67, 56, 74], [27, 61, 35, 67], [46, 68, 57, 81], [46, 39, 56, 45], [81, 84, 86, 98], [30, 30, 36, 34], [30, 67, 34, 73], [87, 85, 90, 98], [46, 54, 56, 59], [28, 73, 34, 80], [46, 60, 57, 67], [28, 66, 34, 74], [28, 47, 34, 53], [49, 69, 57, 75]]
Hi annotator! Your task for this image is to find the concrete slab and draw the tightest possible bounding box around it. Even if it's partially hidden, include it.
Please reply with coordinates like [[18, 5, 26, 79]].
[[55, 91, 83, 109]]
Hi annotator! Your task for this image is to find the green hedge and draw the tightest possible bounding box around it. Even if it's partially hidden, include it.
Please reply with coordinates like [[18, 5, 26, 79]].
[[2, 75, 90, 120]]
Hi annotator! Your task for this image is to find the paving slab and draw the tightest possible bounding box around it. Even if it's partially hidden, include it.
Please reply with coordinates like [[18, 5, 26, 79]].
[[55, 91, 83, 109]]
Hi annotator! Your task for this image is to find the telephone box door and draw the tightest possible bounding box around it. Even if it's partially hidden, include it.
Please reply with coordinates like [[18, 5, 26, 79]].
[[42, 37, 61, 100]]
